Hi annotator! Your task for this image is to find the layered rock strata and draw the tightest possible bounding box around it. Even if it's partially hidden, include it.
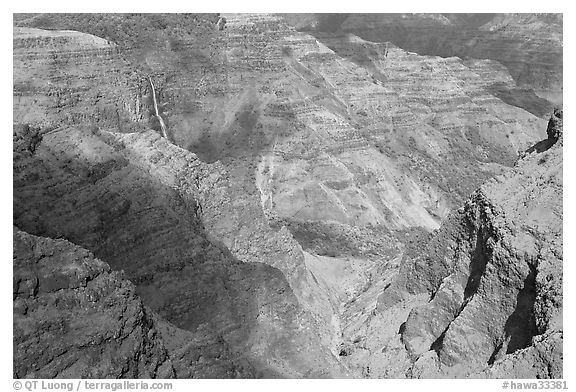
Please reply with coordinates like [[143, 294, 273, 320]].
[[13, 124, 346, 378], [288, 13, 563, 104], [13, 27, 149, 133], [13, 14, 562, 378], [338, 111, 563, 378]]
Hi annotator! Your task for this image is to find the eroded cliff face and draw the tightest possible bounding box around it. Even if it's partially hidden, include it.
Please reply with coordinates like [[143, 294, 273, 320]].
[[13, 14, 561, 378], [13, 228, 174, 378], [13, 227, 263, 378], [338, 111, 562, 378], [13, 228, 175, 378], [13, 27, 150, 133], [288, 13, 563, 106], [19, 14, 546, 233], [13, 123, 348, 378]]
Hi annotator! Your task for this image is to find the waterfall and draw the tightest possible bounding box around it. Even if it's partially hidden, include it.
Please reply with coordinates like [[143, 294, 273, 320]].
[[148, 76, 169, 139]]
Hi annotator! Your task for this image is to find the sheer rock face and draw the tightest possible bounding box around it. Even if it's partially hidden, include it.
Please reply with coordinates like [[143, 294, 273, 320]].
[[344, 112, 562, 378], [13, 27, 149, 133], [13, 229, 175, 379]]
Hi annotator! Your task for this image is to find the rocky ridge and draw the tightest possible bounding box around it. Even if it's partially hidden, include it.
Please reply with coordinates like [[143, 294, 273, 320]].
[[337, 110, 563, 378], [13, 228, 175, 378], [13, 123, 346, 378]]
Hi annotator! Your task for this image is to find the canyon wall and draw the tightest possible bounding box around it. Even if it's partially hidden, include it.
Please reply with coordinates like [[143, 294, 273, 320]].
[[13, 123, 347, 377], [13, 14, 561, 378], [13, 228, 175, 378], [338, 111, 563, 378], [287, 13, 562, 108]]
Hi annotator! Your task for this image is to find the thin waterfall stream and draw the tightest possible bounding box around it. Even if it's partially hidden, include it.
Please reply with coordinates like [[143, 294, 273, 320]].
[[148, 76, 169, 139]]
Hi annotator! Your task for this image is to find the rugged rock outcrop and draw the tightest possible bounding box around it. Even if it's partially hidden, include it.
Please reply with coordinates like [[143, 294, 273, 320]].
[[339, 111, 562, 378], [13, 124, 346, 378], [13, 228, 175, 378], [13, 227, 259, 378], [547, 109, 563, 141]]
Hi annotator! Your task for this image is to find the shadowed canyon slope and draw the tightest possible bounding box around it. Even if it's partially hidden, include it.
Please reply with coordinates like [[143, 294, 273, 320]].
[[13, 13, 562, 378], [286, 13, 563, 107], [13, 228, 176, 378]]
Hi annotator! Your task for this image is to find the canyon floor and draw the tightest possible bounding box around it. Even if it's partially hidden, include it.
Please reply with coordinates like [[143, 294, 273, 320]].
[[12, 13, 562, 379]]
